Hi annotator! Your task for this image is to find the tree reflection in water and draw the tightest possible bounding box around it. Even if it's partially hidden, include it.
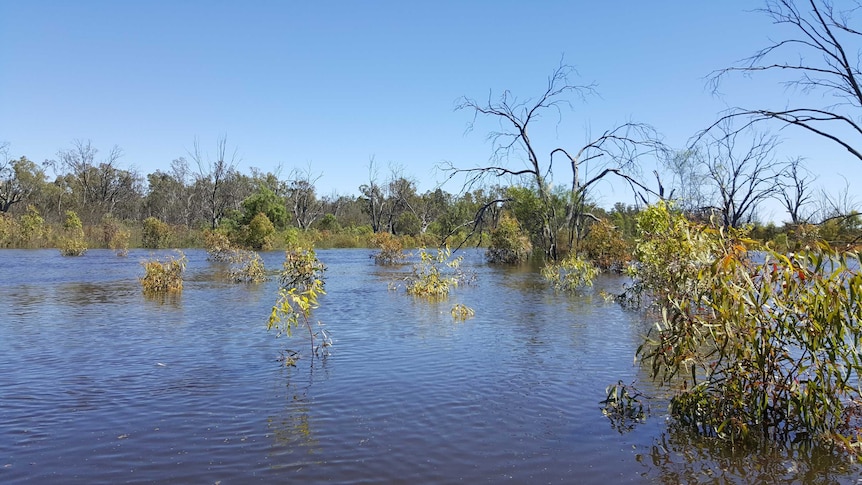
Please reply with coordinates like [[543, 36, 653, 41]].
[[638, 423, 857, 484]]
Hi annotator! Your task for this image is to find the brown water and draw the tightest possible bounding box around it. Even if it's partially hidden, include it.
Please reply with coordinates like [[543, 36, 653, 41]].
[[1, 249, 859, 484]]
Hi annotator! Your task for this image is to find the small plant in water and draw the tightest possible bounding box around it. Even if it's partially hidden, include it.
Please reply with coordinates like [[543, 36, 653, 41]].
[[600, 380, 647, 433], [405, 247, 468, 299], [140, 251, 186, 294], [204, 229, 234, 262], [268, 247, 330, 364], [371, 232, 407, 265], [541, 252, 599, 291], [450, 303, 475, 321], [228, 249, 267, 283]]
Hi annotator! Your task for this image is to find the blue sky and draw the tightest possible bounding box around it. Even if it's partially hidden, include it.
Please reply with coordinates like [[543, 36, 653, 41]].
[[0, 1, 857, 221]]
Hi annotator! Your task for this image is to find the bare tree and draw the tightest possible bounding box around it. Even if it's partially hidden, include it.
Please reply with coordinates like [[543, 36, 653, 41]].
[[663, 149, 711, 214], [50, 140, 140, 223], [359, 157, 388, 233], [447, 63, 667, 259], [777, 156, 817, 223], [816, 175, 859, 220], [190, 135, 241, 230], [286, 166, 323, 230], [708, 0, 862, 161], [695, 122, 785, 228]]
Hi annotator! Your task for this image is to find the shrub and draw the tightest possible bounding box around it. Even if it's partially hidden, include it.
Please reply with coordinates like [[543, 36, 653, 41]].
[[486, 212, 532, 264], [20, 205, 45, 248], [204, 229, 233, 261], [405, 247, 466, 299], [102, 215, 129, 256], [245, 212, 276, 250], [541, 252, 599, 291], [60, 210, 87, 256], [629, 202, 862, 452], [141, 216, 171, 249], [228, 249, 267, 283], [371, 232, 407, 265], [581, 219, 631, 272], [140, 251, 186, 294]]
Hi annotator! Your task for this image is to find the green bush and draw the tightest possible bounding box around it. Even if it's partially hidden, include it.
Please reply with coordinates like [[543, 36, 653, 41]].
[[245, 212, 276, 250], [630, 202, 862, 452], [141, 216, 172, 249], [486, 212, 532, 264], [542, 252, 599, 291], [60, 210, 87, 256]]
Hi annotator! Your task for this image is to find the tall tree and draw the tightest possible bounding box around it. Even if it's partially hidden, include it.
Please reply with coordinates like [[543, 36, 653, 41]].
[[50, 140, 142, 223], [286, 166, 323, 230], [0, 144, 48, 213], [695, 122, 785, 228], [448, 64, 666, 259], [777, 157, 816, 224], [190, 136, 241, 230]]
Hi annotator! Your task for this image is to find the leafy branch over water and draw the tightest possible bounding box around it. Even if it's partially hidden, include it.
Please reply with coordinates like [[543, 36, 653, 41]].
[[268, 247, 330, 365]]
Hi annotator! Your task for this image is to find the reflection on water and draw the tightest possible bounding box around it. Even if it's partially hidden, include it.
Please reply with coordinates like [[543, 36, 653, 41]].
[[0, 248, 860, 483]]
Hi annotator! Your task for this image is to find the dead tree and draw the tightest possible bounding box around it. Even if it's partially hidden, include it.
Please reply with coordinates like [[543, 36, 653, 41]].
[[190, 135, 240, 230], [707, 0, 862, 161], [447, 64, 667, 260]]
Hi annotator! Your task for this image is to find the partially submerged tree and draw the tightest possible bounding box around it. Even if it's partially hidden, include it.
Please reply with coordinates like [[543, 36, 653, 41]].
[[447, 63, 667, 259], [708, 0, 862, 161]]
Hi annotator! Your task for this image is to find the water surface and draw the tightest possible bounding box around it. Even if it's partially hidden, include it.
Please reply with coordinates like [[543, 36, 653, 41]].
[[1, 249, 859, 483]]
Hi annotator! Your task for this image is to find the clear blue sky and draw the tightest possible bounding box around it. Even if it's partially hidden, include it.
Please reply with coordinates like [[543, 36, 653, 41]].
[[0, 1, 857, 221]]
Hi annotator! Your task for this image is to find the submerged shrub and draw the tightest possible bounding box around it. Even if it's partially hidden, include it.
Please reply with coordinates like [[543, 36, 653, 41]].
[[405, 247, 466, 299], [140, 251, 186, 294], [229, 249, 267, 283], [486, 212, 532, 264], [581, 219, 631, 272], [59, 210, 86, 256], [450, 303, 475, 321], [371, 232, 407, 265], [204, 229, 234, 262], [542, 252, 599, 291], [629, 202, 862, 452]]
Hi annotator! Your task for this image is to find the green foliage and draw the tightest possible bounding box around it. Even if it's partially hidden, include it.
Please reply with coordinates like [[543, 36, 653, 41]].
[[630, 201, 862, 452], [625, 201, 736, 306], [268, 247, 329, 363], [60, 210, 86, 256], [20, 205, 45, 247], [486, 212, 532, 264], [581, 219, 631, 272], [245, 212, 276, 250], [371, 231, 407, 265], [228, 249, 267, 283], [240, 186, 287, 229], [140, 251, 186, 294], [541, 252, 599, 291], [141, 216, 172, 249], [405, 247, 466, 299]]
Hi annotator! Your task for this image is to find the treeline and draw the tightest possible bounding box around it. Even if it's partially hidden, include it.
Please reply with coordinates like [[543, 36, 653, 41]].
[[1, 137, 860, 255], [0, 139, 523, 250]]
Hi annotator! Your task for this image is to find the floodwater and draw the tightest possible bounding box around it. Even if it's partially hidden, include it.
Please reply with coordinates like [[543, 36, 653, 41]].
[[1, 248, 860, 484]]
